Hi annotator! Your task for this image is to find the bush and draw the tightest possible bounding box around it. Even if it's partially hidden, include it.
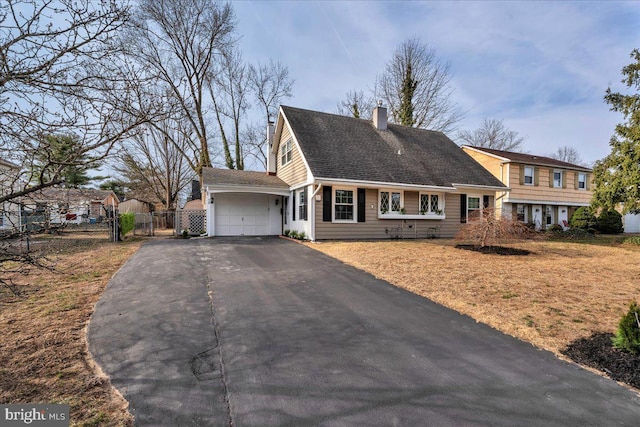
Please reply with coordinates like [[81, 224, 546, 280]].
[[623, 236, 640, 246], [546, 224, 563, 233], [552, 228, 596, 240], [283, 229, 290, 237], [119, 212, 135, 237], [288, 230, 298, 239], [612, 302, 640, 354], [597, 209, 623, 234], [569, 207, 597, 230], [297, 231, 306, 240]]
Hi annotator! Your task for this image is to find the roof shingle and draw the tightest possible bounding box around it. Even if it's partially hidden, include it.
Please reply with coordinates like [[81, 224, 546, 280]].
[[202, 168, 288, 188], [281, 106, 506, 189], [464, 146, 591, 171]]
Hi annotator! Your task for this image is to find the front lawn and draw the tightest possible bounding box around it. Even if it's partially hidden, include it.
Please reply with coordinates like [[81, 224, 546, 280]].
[[306, 239, 640, 371]]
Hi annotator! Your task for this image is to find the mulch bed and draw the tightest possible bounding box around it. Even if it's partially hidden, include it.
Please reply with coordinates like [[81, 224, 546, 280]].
[[562, 332, 640, 390], [455, 244, 531, 256]]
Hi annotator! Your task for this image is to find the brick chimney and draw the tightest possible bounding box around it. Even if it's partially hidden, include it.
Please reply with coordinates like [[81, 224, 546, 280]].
[[373, 101, 387, 130]]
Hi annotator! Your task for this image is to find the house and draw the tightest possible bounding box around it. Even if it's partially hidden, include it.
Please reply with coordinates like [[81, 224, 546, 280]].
[[202, 105, 507, 240], [0, 157, 21, 231], [26, 188, 119, 224], [461, 146, 592, 230]]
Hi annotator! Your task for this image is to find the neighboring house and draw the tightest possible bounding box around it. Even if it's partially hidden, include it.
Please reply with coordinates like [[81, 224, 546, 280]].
[[0, 157, 21, 230], [183, 199, 204, 210], [202, 105, 507, 240], [26, 188, 119, 224], [462, 146, 592, 230]]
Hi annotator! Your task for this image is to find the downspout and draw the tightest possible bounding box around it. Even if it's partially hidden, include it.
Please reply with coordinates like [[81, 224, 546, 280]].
[[309, 183, 322, 241]]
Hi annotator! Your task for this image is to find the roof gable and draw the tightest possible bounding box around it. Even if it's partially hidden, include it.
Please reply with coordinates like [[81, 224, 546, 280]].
[[280, 106, 505, 189], [464, 146, 591, 172]]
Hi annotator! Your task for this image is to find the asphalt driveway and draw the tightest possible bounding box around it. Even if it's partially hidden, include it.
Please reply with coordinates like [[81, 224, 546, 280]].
[[89, 237, 640, 426]]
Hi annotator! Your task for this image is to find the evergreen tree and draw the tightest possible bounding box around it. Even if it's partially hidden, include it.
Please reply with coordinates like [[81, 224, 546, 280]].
[[592, 49, 640, 213], [33, 133, 94, 188]]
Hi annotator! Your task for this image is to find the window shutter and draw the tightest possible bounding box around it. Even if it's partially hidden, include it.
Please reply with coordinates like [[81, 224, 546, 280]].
[[534, 168, 540, 186], [574, 172, 579, 190], [586, 174, 591, 190], [519, 166, 524, 185], [357, 188, 366, 222], [292, 191, 296, 221], [322, 186, 332, 222], [549, 169, 554, 188], [303, 187, 308, 220], [460, 194, 467, 223], [562, 171, 566, 189]]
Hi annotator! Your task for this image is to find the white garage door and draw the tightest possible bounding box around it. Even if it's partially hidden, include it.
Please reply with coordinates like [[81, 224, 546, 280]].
[[215, 193, 271, 236]]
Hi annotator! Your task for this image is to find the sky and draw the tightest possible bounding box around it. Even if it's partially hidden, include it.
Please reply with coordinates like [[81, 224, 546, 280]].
[[233, 0, 640, 166]]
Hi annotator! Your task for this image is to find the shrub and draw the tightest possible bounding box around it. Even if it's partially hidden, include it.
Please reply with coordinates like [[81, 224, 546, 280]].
[[569, 207, 596, 230], [612, 301, 640, 354], [597, 209, 623, 234], [551, 228, 596, 240], [546, 224, 563, 234], [283, 229, 290, 237], [297, 231, 306, 240], [455, 208, 535, 247], [119, 212, 135, 237], [288, 230, 298, 239], [623, 236, 640, 246]]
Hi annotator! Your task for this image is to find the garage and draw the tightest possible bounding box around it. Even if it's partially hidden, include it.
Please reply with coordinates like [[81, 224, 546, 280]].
[[215, 193, 274, 236], [202, 168, 290, 237]]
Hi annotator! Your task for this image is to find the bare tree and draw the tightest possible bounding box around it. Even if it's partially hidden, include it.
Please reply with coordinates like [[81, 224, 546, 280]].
[[376, 38, 463, 132], [336, 90, 374, 120], [126, 0, 236, 177], [115, 120, 194, 210], [209, 48, 249, 170], [549, 146, 586, 166], [249, 59, 294, 123], [0, 0, 149, 204], [242, 60, 294, 169], [457, 118, 526, 152]]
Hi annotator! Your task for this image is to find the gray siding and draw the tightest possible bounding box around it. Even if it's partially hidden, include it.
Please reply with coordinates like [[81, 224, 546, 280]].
[[314, 190, 464, 240]]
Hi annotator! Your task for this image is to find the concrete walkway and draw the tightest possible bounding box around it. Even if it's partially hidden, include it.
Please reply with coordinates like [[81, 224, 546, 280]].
[[89, 237, 640, 426]]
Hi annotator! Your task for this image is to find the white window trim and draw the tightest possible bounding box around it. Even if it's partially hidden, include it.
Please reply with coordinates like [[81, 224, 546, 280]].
[[298, 189, 306, 221], [378, 190, 404, 215], [467, 195, 482, 221], [578, 172, 587, 190], [516, 204, 528, 223], [553, 169, 563, 188], [280, 138, 292, 166], [332, 187, 357, 223], [524, 166, 534, 186], [419, 191, 445, 217]]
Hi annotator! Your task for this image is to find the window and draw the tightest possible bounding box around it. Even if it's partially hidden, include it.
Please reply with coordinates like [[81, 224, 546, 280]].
[[334, 189, 354, 221], [379, 191, 402, 214], [578, 173, 587, 190], [419, 193, 443, 215], [298, 190, 306, 220], [553, 170, 562, 188], [468, 196, 481, 221], [280, 138, 292, 165], [545, 205, 553, 226], [516, 204, 526, 222], [524, 166, 534, 185]]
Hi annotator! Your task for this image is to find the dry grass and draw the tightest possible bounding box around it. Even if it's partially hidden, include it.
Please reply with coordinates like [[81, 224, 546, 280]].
[[0, 231, 147, 426], [306, 238, 640, 356]]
